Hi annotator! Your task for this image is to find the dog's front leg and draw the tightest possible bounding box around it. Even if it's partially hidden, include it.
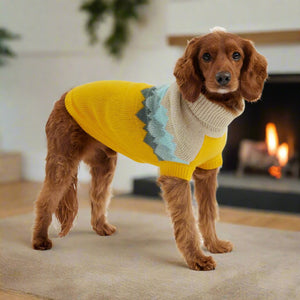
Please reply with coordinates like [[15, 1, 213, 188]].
[[193, 167, 233, 253], [158, 176, 216, 271]]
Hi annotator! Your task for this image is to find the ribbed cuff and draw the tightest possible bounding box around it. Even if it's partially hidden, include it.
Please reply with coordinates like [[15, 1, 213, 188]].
[[159, 162, 195, 181]]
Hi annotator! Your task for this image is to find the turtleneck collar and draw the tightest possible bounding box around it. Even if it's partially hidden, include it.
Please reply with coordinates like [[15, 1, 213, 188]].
[[184, 92, 245, 133]]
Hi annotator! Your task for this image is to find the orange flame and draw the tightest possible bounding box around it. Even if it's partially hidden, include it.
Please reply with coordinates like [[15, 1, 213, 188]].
[[269, 166, 282, 179], [265, 123, 289, 179], [266, 123, 278, 156], [277, 143, 289, 166]]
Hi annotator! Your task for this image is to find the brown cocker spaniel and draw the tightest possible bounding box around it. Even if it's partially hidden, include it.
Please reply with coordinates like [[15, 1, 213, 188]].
[[32, 28, 267, 271]]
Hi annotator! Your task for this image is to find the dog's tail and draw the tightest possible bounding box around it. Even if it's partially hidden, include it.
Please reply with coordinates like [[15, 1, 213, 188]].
[[55, 174, 78, 237]]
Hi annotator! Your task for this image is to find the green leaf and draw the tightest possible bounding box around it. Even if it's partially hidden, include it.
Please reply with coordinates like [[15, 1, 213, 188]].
[[80, 0, 149, 58], [0, 27, 20, 66]]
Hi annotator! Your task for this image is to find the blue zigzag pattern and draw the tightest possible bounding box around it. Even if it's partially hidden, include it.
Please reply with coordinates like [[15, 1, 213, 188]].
[[136, 85, 187, 164]]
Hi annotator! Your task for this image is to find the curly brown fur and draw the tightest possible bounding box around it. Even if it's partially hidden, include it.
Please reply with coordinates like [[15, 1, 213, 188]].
[[174, 30, 268, 111], [83, 140, 117, 236], [33, 30, 267, 271], [32, 95, 117, 250], [158, 176, 216, 271], [193, 168, 233, 253]]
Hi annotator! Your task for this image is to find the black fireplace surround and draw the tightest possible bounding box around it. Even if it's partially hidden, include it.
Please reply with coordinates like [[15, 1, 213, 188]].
[[223, 73, 300, 172]]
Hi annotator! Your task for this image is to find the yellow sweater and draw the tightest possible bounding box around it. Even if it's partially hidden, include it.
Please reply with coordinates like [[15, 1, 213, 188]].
[[65, 81, 244, 181]]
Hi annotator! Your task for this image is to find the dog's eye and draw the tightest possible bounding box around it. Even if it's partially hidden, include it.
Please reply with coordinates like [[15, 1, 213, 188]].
[[232, 52, 241, 61], [202, 53, 212, 62]]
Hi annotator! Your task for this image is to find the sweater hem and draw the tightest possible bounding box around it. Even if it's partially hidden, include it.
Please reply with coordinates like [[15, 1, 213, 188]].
[[159, 163, 196, 181]]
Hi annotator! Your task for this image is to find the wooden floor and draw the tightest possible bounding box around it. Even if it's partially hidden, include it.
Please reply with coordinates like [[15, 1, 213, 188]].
[[1, 181, 300, 299]]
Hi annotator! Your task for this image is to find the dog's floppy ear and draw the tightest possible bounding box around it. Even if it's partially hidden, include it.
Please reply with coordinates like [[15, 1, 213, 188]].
[[240, 40, 268, 102], [174, 38, 203, 102]]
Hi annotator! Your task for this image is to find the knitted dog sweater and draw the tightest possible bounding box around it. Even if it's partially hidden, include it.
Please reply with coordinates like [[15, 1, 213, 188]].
[[65, 80, 244, 180]]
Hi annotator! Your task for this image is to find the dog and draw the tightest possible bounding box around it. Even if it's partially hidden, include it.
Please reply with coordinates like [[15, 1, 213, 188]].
[[32, 28, 267, 271]]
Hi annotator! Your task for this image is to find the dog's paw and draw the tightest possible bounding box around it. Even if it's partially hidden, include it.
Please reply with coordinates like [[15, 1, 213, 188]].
[[32, 237, 52, 250], [205, 239, 233, 253], [186, 255, 216, 271], [93, 222, 116, 236]]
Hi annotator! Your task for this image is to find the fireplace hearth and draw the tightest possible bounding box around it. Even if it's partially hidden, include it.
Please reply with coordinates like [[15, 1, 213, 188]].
[[132, 174, 300, 213]]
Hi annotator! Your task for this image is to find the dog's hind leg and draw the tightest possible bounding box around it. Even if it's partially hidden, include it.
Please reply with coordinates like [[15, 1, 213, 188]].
[[84, 142, 117, 236], [193, 167, 233, 253], [32, 96, 90, 250], [55, 171, 78, 237], [32, 155, 80, 250]]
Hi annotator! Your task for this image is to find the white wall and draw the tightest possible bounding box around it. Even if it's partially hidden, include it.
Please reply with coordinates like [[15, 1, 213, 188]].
[[0, 0, 180, 191], [1, 0, 299, 192], [167, 0, 300, 34], [167, 0, 300, 73]]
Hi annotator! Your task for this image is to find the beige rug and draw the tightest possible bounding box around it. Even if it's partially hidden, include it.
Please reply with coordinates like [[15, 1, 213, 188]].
[[1, 208, 299, 300]]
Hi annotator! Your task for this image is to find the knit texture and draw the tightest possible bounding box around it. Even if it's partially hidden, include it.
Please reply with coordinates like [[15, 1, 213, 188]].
[[65, 80, 244, 180], [136, 85, 187, 164], [162, 83, 245, 163]]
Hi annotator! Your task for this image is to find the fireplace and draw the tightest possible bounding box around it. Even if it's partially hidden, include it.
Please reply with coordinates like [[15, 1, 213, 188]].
[[223, 74, 300, 175], [215, 74, 300, 213], [133, 74, 300, 213]]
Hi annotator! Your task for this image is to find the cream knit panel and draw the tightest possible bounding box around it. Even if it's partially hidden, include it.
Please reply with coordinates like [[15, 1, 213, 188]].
[[161, 83, 245, 163]]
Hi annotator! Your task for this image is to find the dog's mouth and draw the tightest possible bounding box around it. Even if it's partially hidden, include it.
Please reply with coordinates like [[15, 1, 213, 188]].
[[216, 88, 232, 94], [206, 86, 238, 95]]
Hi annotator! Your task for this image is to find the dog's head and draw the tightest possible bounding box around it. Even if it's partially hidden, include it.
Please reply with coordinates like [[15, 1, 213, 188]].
[[174, 28, 268, 111]]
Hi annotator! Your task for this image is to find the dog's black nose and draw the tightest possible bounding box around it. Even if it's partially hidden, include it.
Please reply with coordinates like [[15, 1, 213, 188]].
[[216, 72, 231, 86]]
